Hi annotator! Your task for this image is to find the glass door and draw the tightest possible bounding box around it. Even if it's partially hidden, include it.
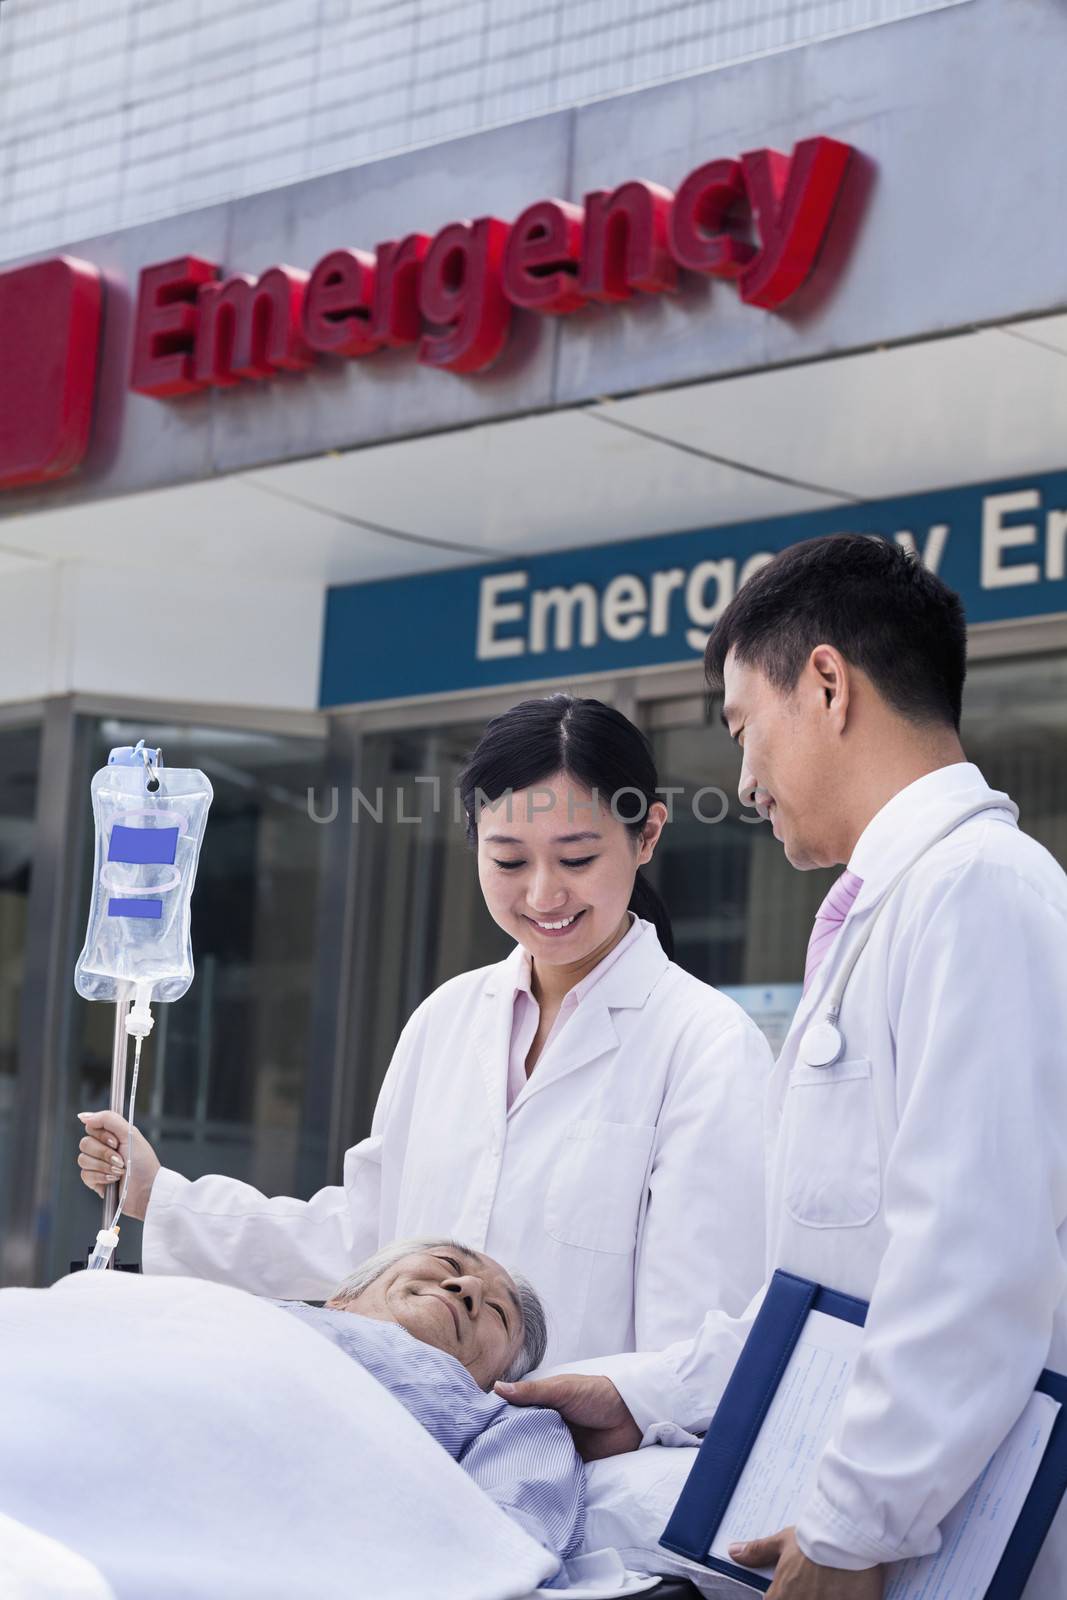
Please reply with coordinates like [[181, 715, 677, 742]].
[[0, 723, 42, 1243], [343, 720, 512, 1142], [641, 692, 834, 1051], [959, 652, 1067, 867]]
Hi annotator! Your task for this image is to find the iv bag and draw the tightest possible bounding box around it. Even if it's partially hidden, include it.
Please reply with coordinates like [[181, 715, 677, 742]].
[[74, 758, 213, 1005]]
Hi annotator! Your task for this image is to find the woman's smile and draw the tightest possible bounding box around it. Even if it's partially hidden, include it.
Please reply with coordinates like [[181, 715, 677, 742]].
[[523, 908, 587, 938]]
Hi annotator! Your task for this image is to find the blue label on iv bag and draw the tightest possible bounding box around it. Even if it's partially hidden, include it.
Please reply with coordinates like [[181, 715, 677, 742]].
[[107, 898, 162, 919], [108, 825, 178, 865]]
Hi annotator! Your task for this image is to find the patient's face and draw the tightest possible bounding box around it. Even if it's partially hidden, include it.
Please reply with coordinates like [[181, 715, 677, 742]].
[[328, 1246, 524, 1390]]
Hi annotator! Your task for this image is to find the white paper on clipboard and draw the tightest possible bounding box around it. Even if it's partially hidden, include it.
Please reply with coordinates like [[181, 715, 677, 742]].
[[707, 1310, 1058, 1597], [708, 1310, 861, 1580], [884, 1392, 1059, 1599]]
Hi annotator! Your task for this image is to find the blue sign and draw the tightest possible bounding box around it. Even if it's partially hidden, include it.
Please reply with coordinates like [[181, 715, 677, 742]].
[[320, 469, 1067, 707]]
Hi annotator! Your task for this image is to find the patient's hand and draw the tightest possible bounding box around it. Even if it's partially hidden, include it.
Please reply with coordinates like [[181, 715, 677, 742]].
[[494, 1373, 641, 1461], [77, 1111, 161, 1221]]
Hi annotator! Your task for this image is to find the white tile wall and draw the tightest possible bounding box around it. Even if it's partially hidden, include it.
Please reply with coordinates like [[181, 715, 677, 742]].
[[0, 0, 972, 263]]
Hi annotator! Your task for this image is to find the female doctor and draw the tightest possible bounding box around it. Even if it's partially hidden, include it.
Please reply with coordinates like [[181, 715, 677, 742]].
[[77, 695, 771, 1374]]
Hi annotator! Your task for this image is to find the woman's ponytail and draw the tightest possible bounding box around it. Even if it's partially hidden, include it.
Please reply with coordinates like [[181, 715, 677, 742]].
[[628, 871, 674, 960]]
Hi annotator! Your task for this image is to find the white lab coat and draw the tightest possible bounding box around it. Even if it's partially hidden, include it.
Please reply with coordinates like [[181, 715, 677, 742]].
[[142, 919, 772, 1370], [599, 765, 1067, 1597]]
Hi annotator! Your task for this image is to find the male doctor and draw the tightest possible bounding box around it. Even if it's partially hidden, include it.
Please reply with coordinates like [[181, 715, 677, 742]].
[[502, 534, 1067, 1599]]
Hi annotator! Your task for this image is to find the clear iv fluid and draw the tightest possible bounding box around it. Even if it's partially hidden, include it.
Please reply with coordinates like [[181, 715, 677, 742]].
[[74, 759, 213, 1005]]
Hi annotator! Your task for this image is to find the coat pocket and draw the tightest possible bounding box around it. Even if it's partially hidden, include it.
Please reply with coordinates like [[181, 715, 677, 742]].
[[782, 1058, 881, 1229], [545, 1120, 657, 1254]]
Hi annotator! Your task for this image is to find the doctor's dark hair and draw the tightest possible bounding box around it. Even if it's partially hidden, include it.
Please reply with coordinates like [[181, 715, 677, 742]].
[[705, 534, 967, 730], [458, 694, 674, 959]]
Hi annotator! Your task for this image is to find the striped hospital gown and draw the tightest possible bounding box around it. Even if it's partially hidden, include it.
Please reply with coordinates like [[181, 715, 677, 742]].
[[274, 1302, 586, 1577]]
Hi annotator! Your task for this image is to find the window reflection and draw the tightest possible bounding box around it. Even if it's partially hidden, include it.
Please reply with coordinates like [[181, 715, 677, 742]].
[[0, 725, 41, 1244], [348, 724, 511, 1135], [960, 654, 1067, 866], [646, 706, 834, 988]]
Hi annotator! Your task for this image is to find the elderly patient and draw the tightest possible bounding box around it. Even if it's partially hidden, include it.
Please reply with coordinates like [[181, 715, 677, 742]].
[[274, 1236, 585, 1572]]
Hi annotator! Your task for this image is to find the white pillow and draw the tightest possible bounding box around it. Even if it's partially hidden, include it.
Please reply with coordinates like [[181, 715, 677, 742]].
[[583, 1448, 752, 1598]]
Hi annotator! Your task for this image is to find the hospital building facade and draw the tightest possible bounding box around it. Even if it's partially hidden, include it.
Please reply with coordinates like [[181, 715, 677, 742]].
[[0, 0, 1064, 1283]]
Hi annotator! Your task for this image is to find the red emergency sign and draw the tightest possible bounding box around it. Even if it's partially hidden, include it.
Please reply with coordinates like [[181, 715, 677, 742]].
[[0, 135, 855, 490], [129, 136, 854, 395], [0, 256, 102, 488]]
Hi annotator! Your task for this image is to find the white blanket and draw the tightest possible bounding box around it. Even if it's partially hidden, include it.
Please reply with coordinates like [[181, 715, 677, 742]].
[[585, 1450, 750, 1598], [0, 1272, 559, 1600]]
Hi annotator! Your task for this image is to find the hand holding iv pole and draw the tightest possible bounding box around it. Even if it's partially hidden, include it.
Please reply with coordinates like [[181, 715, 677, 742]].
[[77, 1109, 160, 1220], [73, 740, 212, 1269]]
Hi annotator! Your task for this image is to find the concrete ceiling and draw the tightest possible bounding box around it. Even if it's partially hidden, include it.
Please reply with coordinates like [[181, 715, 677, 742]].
[[2, 314, 1066, 588]]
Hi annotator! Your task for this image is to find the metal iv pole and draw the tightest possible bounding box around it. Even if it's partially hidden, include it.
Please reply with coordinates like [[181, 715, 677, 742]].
[[100, 989, 131, 1243]]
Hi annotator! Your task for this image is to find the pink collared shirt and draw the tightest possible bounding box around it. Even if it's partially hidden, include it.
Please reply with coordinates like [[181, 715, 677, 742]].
[[505, 913, 643, 1110]]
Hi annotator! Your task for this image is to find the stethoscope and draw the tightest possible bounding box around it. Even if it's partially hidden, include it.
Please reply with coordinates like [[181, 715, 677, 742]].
[[799, 797, 1017, 1069]]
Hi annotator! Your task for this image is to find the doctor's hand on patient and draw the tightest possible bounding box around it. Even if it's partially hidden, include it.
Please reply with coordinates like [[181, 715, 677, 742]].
[[494, 1373, 641, 1461], [730, 1528, 884, 1599], [76, 1110, 161, 1221]]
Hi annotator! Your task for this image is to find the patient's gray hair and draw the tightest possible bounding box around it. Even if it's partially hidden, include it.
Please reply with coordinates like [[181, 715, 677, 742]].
[[329, 1237, 548, 1383]]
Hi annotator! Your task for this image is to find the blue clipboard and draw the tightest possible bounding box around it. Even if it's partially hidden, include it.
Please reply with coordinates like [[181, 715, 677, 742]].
[[660, 1269, 1067, 1597]]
